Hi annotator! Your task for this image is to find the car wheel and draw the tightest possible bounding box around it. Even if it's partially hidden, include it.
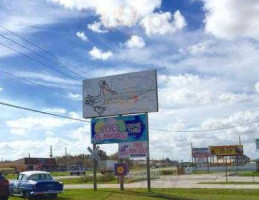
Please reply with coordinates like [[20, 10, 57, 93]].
[[50, 193, 58, 199], [77, 172, 79, 176]]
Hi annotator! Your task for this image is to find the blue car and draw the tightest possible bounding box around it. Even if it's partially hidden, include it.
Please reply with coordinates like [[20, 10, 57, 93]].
[[9, 171, 63, 199]]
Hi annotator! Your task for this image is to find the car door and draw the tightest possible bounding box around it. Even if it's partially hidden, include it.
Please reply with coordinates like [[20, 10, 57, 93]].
[[14, 174, 27, 194]]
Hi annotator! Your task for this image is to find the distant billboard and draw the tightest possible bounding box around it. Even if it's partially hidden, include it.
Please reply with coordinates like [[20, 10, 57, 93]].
[[83, 70, 158, 118], [119, 141, 147, 158], [209, 145, 243, 156], [91, 114, 147, 144], [195, 157, 208, 163], [256, 139, 259, 150], [192, 148, 210, 158]]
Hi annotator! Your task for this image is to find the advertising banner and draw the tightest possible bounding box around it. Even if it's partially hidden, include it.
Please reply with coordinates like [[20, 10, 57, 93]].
[[192, 148, 210, 158], [83, 70, 158, 118], [91, 114, 147, 144], [119, 141, 147, 158], [256, 139, 259, 150], [209, 145, 243, 156], [195, 157, 208, 163]]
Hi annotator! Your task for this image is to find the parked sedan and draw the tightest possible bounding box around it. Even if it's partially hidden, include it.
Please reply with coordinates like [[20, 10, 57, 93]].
[[9, 171, 63, 199], [0, 172, 9, 200]]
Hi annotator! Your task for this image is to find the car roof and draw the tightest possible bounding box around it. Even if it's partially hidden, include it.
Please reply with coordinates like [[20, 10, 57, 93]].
[[20, 171, 51, 176]]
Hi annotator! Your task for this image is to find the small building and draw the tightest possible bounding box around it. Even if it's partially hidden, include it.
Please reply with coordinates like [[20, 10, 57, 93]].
[[12, 158, 57, 172]]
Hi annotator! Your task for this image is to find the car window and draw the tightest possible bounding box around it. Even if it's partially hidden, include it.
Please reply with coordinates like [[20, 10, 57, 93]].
[[28, 174, 40, 180], [28, 174, 52, 181], [18, 174, 28, 180]]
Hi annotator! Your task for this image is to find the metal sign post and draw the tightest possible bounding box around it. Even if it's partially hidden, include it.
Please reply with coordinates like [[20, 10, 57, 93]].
[[146, 113, 151, 192], [93, 144, 97, 191], [120, 158, 124, 191]]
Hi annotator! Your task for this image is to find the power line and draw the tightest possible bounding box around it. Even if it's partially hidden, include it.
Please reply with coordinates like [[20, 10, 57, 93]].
[[0, 68, 69, 97], [0, 33, 86, 79], [150, 118, 259, 133], [0, 101, 89, 123], [0, 24, 93, 78], [0, 41, 81, 83]]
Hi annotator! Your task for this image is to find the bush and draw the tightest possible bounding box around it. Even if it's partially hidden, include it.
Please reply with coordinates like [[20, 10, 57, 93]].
[[98, 173, 115, 182], [79, 175, 93, 183], [161, 170, 174, 175]]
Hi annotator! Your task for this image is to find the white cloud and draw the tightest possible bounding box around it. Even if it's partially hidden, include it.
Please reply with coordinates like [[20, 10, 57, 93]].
[[125, 35, 145, 49], [141, 11, 186, 36], [49, 0, 161, 29], [76, 31, 88, 41], [6, 117, 74, 131], [255, 82, 259, 93], [186, 40, 214, 55], [87, 22, 108, 33], [68, 92, 81, 101], [43, 108, 67, 114], [0, 88, 2, 92], [89, 46, 113, 60], [202, 0, 259, 40]]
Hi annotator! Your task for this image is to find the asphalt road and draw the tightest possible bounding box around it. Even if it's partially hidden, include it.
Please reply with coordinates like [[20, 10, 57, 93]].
[[64, 173, 259, 189]]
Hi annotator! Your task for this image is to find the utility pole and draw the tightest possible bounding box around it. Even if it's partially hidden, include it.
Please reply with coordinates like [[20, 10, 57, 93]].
[[50, 146, 53, 158], [65, 148, 68, 171]]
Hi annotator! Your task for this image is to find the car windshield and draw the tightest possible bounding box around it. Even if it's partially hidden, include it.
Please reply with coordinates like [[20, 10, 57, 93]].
[[28, 174, 52, 181]]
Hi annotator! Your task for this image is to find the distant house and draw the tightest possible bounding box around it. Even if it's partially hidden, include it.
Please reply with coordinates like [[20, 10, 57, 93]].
[[12, 158, 57, 172]]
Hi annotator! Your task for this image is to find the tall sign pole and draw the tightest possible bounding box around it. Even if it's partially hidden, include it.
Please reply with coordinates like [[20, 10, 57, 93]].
[[93, 144, 97, 191], [146, 113, 151, 192]]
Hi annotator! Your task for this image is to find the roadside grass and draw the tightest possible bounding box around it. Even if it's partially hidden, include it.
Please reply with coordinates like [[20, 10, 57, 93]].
[[238, 172, 259, 177], [9, 188, 259, 200], [199, 181, 259, 185]]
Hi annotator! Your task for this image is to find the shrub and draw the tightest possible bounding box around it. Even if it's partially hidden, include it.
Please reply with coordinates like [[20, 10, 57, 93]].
[[79, 175, 93, 183], [161, 170, 174, 175], [98, 173, 115, 182]]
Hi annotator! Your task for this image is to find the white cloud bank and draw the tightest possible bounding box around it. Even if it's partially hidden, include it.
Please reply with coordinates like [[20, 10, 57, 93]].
[[202, 0, 259, 40], [87, 22, 108, 33], [125, 35, 145, 48], [49, 0, 161, 28], [76, 31, 88, 41], [141, 11, 186, 36], [89, 46, 113, 60]]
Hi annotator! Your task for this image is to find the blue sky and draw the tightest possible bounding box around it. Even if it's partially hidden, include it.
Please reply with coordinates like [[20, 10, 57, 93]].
[[1, 0, 259, 161]]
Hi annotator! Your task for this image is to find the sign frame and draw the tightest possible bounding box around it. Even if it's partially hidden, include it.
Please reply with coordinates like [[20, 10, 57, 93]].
[[83, 69, 158, 119], [91, 114, 147, 144]]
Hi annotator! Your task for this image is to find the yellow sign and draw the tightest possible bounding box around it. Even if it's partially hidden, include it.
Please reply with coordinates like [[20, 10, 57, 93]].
[[209, 145, 243, 156]]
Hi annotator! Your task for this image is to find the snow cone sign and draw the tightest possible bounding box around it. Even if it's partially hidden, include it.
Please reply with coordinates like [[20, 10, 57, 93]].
[[91, 114, 147, 144]]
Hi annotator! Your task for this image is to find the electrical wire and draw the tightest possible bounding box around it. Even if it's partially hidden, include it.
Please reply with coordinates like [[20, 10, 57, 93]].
[[0, 68, 69, 97], [0, 33, 86, 79], [0, 42, 81, 83], [0, 101, 89, 123], [0, 24, 93, 78]]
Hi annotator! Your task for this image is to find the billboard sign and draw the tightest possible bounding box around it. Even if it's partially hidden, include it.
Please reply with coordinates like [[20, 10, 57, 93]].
[[209, 145, 243, 156], [119, 141, 147, 158], [195, 157, 208, 163], [83, 70, 158, 118], [91, 114, 147, 144], [256, 139, 259, 150], [192, 148, 210, 158]]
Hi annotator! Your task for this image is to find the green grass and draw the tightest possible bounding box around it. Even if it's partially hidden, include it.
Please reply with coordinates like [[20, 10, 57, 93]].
[[238, 172, 259, 177], [8, 188, 259, 200], [199, 181, 259, 185], [60, 178, 118, 185]]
